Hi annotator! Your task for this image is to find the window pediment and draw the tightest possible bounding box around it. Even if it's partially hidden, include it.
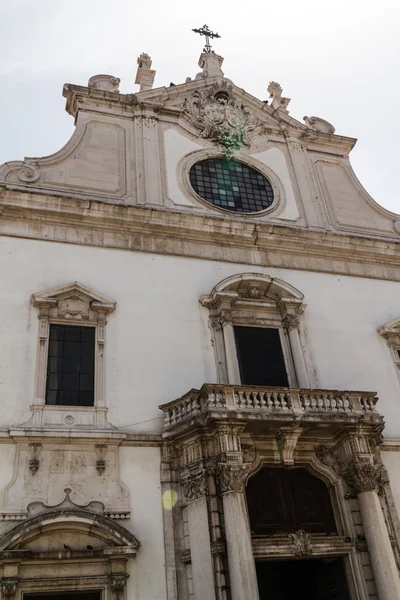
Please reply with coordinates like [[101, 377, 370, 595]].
[[32, 281, 116, 321], [0, 489, 139, 553], [378, 318, 400, 344], [200, 273, 305, 314]]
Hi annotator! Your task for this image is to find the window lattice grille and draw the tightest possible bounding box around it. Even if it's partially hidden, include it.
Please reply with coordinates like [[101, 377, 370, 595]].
[[189, 158, 274, 213]]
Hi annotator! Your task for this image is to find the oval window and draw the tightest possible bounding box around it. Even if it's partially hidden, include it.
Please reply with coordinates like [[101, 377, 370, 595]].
[[189, 158, 274, 213]]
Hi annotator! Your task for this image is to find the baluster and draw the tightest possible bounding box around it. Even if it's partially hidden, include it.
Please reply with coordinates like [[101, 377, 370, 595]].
[[192, 396, 200, 414], [260, 392, 267, 408], [171, 407, 177, 424], [215, 390, 223, 407], [234, 391, 241, 408], [266, 393, 273, 410], [281, 393, 288, 410]]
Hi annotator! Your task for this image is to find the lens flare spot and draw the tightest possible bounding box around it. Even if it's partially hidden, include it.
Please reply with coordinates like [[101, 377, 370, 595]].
[[163, 488, 178, 511]]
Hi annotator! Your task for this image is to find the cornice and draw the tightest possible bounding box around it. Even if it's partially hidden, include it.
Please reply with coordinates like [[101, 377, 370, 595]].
[[1, 188, 400, 281]]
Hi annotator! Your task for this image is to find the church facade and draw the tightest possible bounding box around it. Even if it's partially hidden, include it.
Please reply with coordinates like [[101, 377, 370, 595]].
[[1, 41, 400, 600]]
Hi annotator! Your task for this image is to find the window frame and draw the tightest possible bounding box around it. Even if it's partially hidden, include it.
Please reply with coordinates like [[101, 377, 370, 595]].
[[200, 273, 309, 388], [45, 322, 96, 408], [378, 318, 400, 383], [31, 282, 116, 427]]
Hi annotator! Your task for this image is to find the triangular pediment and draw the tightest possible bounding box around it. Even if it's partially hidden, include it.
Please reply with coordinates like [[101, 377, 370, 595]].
[[32, 281, 116, 315]]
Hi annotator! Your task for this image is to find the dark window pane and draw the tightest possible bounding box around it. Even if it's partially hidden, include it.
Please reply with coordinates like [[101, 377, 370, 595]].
[[62, 374, 79, 390], [81, 327, 95, 343], [64, 327, 81, 341], [189, 158, 274, 213], [45, 390, 58, 405], [61, 390, 79, 406], [45, 325, 95, 407], [80, 374, 94, 391], [234, 326, 288, 386]]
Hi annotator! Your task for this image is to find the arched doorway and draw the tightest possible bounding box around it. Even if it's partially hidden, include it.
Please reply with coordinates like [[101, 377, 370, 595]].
[[246, 467, 351, 600]]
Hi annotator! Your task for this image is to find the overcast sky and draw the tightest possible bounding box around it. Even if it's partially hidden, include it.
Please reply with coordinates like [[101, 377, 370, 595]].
[[1, 0, 399, 213]]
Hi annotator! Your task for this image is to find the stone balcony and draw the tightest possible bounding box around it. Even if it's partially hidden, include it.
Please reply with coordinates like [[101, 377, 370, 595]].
[[159, 384, 382, 438]]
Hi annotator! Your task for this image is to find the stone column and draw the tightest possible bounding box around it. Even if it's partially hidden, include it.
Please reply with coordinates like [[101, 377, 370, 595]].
[[221, 312, 241, 385], [283, 314, 310, 388], [181, 470, 216, 600], [344, 461, 400, 600], [216, 463, 260, 600]]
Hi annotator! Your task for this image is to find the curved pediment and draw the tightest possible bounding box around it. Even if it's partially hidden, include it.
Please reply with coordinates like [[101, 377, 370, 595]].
[[200, 272, 305, 308], [0, 508, 140, 553]]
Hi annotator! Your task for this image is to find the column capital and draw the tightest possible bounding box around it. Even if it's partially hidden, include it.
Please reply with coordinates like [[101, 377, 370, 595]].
[[181, 469, 208, 503], [282, 314, 301, 331], [343, 461, 383, 493], [1, 582, 18, 600], [216, 462, 252, 494]]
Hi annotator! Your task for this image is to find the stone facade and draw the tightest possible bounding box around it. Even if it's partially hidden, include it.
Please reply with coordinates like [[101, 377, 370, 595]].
[[0, 48, 400, 600]]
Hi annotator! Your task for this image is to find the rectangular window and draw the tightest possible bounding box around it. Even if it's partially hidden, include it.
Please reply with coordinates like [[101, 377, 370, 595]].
[[46, 325, 95, 407], [234, 326, 288, 387]]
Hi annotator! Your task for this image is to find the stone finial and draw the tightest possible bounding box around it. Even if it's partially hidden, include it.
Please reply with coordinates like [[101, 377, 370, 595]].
[[195, 52, 224, 80], [88, 74, 120, 93], [267, 81, 291, 113], [135, 52, 156, 92]]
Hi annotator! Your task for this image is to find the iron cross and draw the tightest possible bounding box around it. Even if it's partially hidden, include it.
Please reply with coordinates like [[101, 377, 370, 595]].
[[192, 24, 221, 53]]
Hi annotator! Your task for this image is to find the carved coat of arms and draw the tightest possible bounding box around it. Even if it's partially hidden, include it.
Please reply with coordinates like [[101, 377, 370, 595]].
[[183, 84, 260, 158]]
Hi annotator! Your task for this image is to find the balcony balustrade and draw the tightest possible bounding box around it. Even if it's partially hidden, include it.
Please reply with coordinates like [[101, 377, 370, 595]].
[[160, 384, 380, 435]]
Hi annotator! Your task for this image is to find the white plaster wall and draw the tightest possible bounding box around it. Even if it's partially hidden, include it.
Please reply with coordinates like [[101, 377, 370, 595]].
[[2, 235, 400, 437], [120, 446, 167, 600]]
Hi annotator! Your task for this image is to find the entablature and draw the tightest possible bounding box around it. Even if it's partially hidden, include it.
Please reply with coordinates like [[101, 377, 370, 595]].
[[1, 189, 400, 281]]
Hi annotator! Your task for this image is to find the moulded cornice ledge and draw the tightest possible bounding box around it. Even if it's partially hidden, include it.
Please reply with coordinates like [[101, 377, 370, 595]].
[[2, 190, 400, 282]]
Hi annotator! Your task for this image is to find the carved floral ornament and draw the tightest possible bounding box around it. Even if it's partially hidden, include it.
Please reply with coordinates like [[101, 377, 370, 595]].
[[343, 461, 384, 494], [183, 82, 261, 158], [216, 463, 252, 494], [181, 470, 208, 503]]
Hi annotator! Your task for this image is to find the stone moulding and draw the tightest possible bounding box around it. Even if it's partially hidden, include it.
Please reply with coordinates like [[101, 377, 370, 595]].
[[1, 190, 400, 282]]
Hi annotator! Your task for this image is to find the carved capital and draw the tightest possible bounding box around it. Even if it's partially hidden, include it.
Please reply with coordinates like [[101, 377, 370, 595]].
[[110, 574, 129, 600], [343, 461, 383, 493], [282, 314, 300, 331], [181, 470, 208, 503], [218, 309, 233, 326], [216, 463, 251, 494], [288, 530, 312, 557], [1, 582, 18, 600], [276, 426, 302, 466]]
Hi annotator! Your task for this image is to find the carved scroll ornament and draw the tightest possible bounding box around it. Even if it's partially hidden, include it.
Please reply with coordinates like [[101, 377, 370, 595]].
[[288, 530, 312, 557]]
